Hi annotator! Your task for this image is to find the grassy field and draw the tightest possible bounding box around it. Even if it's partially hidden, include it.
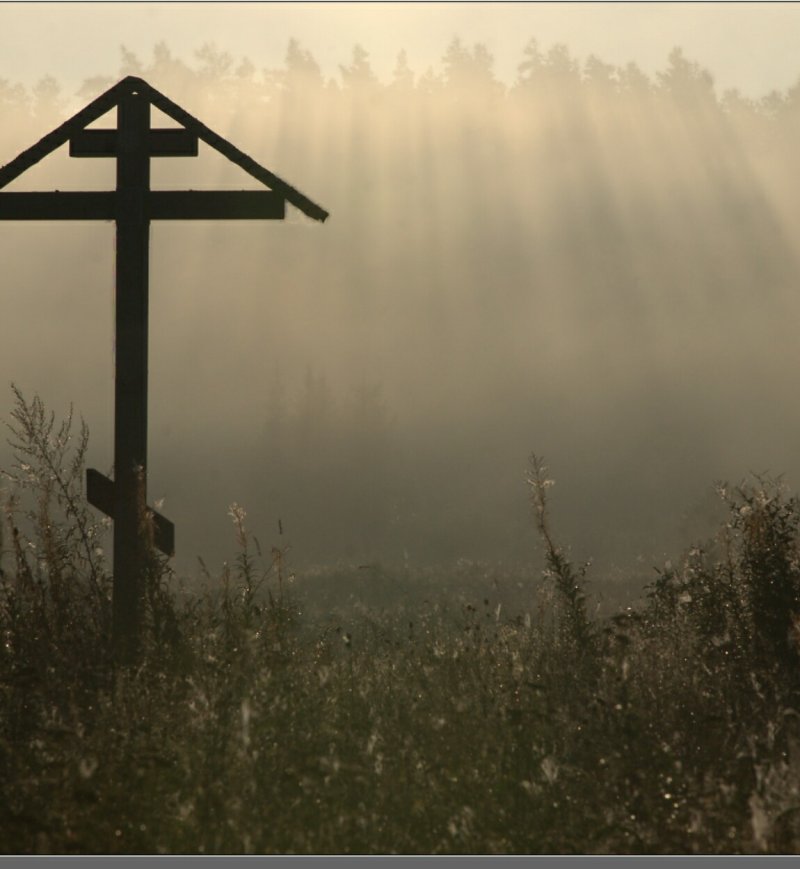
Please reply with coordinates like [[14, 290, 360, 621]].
[[2, 390, 800, 854]]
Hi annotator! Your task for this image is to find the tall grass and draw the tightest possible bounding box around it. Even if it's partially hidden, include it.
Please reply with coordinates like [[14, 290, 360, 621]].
[[1, 390, 799, 853]]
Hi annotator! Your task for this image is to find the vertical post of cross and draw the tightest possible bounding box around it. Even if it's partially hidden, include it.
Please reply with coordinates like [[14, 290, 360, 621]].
[[113, 86, 150, 664]]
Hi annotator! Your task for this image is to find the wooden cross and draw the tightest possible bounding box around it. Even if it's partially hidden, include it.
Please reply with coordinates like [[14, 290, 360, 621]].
[[0, 77, 328, 662]]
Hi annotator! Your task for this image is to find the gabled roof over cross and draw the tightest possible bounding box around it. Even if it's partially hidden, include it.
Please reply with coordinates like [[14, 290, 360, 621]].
[[0, 75, 329, 222]]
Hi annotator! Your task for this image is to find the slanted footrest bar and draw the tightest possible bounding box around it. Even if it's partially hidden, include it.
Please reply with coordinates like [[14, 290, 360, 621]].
[[87, 468, 175, 556]]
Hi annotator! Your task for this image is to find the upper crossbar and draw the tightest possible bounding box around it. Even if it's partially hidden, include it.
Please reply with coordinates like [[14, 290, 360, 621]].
[[70, 128, 199, 158]]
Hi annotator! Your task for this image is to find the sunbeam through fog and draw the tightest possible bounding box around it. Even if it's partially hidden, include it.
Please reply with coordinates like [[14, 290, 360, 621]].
[[3, 30, 800, 596]]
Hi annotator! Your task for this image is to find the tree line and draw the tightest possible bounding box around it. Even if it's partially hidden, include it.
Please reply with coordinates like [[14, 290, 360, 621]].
[[1, 38, 798, 122]]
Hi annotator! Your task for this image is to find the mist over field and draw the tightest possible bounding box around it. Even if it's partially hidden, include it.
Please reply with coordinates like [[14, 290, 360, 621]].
[[9, 30, 800, 856], [3, 39, 800, 587]]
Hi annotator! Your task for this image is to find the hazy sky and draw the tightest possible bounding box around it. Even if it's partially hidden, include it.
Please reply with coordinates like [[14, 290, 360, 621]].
[[3, 2, 800, 101]]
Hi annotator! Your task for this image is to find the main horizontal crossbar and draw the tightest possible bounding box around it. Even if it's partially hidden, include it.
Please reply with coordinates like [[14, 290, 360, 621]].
[[70, 128, 199, 157], [0, 192, 115, 219], [0, 190, 286, 220], [150, 190, 286, 219]]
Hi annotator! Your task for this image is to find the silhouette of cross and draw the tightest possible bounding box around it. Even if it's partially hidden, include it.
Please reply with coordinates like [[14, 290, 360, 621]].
[[0, 77, 328, 662]]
